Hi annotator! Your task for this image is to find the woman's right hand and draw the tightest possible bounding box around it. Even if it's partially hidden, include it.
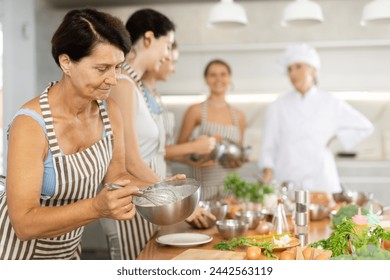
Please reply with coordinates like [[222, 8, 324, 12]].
[[192, 135, 216, 155], [93, 179, 139, 220]]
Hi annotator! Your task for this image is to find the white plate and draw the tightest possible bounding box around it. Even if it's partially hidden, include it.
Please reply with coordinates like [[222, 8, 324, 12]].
[[156, 233, 213, 247]]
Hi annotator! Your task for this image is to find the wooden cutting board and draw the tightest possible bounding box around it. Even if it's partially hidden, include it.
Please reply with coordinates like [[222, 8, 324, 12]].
[[172, 249, 246, 260]]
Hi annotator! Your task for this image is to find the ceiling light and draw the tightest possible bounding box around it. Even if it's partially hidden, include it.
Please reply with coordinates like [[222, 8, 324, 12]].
[[361, 0, 390, 26], [208, 0, 248, 28], [281, 0, 324, 27]]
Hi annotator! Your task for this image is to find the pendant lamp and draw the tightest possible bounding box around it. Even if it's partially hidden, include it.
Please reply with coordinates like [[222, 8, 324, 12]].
[[281, 0, 324, 27], [361, 0, 390, 26], [208, 0, 248, 28]]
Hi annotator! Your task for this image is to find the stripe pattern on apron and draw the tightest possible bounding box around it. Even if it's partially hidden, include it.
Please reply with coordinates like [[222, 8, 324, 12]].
[[114, 65, 161, 260], [192, 101, 241, 200], [0, 83, 113, 259]]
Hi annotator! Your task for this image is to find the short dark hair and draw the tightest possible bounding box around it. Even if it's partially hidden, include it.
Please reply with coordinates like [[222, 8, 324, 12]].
[[204, 59, 232, 77], [125, 8, 175, 43], [51, 8, 131, 67]]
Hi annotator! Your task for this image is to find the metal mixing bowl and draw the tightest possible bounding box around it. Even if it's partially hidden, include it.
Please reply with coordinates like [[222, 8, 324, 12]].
[[332, 191, 373, 206], [309, 204, 329, 221], [234, 210, 264, 229], [133, 178, 201, 225], [216, 219, 249, 239], [199, 200, 228, 228]]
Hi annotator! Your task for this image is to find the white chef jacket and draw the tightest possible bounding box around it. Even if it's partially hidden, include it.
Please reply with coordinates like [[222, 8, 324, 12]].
[[258, 86, 374, 193]]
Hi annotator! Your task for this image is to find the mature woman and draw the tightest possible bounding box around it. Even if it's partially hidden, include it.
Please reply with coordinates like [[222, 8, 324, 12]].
[[106, 8, 178, 260], [258, 44, 374, 193], [177, 59, 246, 201], [0, 9, 142, 260]]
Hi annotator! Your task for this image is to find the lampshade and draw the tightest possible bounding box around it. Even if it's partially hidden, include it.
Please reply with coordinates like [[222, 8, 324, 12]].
[[361, 0, 390, 26], [281, 0, 324, 27], [208, 0, 248, 28]]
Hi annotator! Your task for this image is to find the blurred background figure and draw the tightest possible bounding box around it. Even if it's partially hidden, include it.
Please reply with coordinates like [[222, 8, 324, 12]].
[[177, 59, 247, 201], [142, 41, 216, 177], [258, 43, 374, 193]]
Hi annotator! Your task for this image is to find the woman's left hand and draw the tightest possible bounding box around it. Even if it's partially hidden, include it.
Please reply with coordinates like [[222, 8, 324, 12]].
[[164, 174, 186, 181], [185, 206, 216, 229]]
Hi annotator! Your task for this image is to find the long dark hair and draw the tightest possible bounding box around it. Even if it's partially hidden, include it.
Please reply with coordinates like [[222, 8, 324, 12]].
[[125, 8, 175, 43]]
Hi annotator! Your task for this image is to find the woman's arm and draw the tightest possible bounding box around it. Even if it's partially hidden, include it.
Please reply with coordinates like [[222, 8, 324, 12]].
[[109, 79, 160, 183], [177, 104, 201, 144], [165, 135, 215, 160], [6, 114, 138, 241]]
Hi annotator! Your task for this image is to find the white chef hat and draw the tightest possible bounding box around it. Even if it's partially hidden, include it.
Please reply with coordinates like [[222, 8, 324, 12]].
[[279, 43, 321, 74]]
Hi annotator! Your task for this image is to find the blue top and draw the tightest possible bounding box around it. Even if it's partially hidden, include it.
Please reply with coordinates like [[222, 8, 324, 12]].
[[7, 104, 107, 196], [143, 85, 162, 114]]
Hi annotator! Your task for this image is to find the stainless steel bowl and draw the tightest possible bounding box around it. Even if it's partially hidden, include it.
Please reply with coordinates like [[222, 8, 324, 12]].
[[309, 204, 329, 221], [133, 178, 201, 225], [198, 200, 229, 228], [332, 191, 373, 206], [234, 210, 264, 229], [216, 219, 249, 239]]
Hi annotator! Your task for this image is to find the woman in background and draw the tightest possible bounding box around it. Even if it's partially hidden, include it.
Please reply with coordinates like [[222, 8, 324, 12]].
[[142, 42, 216, 177], [177, 59, 246, 201], [142, 42, 216, 228]]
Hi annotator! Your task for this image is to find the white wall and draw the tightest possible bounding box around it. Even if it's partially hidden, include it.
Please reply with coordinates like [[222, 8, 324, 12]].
[[1, 0, 36, 172]]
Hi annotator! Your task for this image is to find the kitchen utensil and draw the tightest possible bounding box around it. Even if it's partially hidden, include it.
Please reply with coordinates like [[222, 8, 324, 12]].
[[198, 200, 228, 228], [332, 190, 373, 206], [156, 233, 212, 247], [218, 140, 251, 167], [272, 198, 289, 235], [133, 178, 201, 225], [107, 183, 178, 206], [216, 219, 249, 239], [309, 203, 329, 221], [234, 210, 264, 229]]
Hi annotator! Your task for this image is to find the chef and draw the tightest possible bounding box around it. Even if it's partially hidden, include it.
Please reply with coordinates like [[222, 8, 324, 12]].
[[258, 44, 374, 193]]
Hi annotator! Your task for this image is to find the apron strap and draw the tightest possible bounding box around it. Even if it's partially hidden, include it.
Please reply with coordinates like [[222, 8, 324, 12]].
[[40, 82, 61, 157]]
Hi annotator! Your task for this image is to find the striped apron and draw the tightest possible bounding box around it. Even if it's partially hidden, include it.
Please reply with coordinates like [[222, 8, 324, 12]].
[[106, 65, 161, 260], [0, 87, 113, 259], [192, 101, 241, 200]]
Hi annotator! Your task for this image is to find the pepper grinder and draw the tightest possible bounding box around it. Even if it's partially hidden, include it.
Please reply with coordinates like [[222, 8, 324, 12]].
[[294, 189, 310, 247]]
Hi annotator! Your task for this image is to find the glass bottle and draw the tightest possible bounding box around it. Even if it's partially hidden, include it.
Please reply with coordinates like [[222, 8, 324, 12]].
[[271, 198, 290, 234]]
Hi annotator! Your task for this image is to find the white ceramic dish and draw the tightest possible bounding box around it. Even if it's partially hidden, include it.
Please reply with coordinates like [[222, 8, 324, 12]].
[[156, 233, 213, 247]]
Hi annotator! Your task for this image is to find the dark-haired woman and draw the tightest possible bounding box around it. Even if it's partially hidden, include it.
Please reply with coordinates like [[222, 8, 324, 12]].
[[0, 9, 143, 260], [106, 8, 178, 260]]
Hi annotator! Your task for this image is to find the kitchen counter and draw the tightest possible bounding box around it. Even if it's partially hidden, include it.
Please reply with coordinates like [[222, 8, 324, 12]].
[[137, 218, 333, 260]]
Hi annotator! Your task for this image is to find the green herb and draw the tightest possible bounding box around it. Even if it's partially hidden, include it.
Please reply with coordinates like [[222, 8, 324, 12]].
[[331, 205, 368, 228], [223, 172, 274, 204], [309, 219, 390, 257], [332, 244, 390, 260], [213, 237, 277, 258]]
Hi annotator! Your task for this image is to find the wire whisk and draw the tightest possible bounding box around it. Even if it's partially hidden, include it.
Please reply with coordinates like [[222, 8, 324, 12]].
[[106, 183, 178, 206]]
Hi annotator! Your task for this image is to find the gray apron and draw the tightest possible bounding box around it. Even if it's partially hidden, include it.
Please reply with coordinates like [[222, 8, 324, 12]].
[[0, 85, 113, 259], [192, 101, 241, 200]]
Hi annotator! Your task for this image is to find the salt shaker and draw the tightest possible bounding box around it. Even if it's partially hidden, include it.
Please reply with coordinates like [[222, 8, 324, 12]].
[[294, 189, 310, 246]]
